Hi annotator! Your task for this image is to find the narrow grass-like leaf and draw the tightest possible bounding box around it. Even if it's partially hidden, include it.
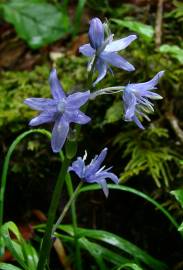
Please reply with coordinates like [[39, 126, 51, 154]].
[[21, 241, 38, 270], [171, 189, 183, 208], [79, 184, 179, 230], [1, 223, 29, 270], [1, 220, 38, 270], [36, 226, 138, 269], [0, 235, 5, 256], [116, 263, 143, 270], [0, 129, 51, 230], [79, 238, 107, 270], [178, 222, 183, 232], [73, 0, 87, 33], [54, 230, 130, 269], [79, 237, 129, 267], [0, 263, 23, 270], [58, 225, 167, 270]]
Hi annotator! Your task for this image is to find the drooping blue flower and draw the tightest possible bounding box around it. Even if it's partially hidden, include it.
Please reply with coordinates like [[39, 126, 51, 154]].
[[68, 148, 119, 197], [79, 17, 137, 85], [123, 71, 164, 129], [24, 69, 91, 153]]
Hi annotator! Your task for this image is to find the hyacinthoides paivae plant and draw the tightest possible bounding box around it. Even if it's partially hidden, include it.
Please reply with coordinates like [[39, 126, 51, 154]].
[[0, 17, 166, 270]]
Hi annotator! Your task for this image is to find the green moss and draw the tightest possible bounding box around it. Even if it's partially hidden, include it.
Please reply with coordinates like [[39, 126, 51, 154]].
[[0, 56, 87, 132]]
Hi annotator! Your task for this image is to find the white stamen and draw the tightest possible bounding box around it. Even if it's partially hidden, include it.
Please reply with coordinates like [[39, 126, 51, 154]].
[[83, 150, 88, 161], [87, 56, 95, 72], [96, 165, 106, 175]]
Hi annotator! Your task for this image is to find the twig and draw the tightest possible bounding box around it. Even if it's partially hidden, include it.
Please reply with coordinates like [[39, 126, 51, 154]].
[[155, 0, 164, 48], [166, 112, 183, 144]]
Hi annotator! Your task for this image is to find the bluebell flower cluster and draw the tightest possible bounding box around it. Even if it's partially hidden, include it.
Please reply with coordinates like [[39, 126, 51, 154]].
[[25, 16, 164, 196], [69, 148, 119, 197]]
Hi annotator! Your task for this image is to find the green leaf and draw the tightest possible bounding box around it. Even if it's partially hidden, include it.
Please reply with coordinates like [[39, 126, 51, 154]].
[[36, 225, 130, 270], [116, 263, 144, 270], [54, 231, 131, 269], [0, 236, 5, 257], [73, 0, 87, 33], [0, 263, 23, 270], [1, 222, 28, 270], [178, 222, 183, 232], [171, 189, 183, 208], [1, 222, 38, 270], [21, 241, 38, 270], [165, 1, 183, 20], [3, 221, 22, 240], [58, 224, 167, 270], [159, 44, 183, 64], [111, 18, 154, 42], [79, 237, 130, 267], [78, 238, 107, 270], [1, 0, 70, 48], [36, 223, 167, 270], [105, 101, 123, 123]]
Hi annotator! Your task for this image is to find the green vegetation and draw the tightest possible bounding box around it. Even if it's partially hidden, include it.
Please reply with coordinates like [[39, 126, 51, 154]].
[[0, 57, 87, 132]]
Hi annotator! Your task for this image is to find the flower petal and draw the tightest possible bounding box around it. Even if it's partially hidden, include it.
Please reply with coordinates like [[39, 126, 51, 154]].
[[68, 157, 85, 178], [123, 90, 136, 120], [89, 17, 104, 49], [94, 148, 108, 170], [93, 59, 107, 86], [143, 91, 163, 100], [51, 116, 69, 152], [67, 110, 91, 124], [99, 179, 109, 197], [29, 111, 55, 126], [132, 115, 145, 129], [24, 98, 56, 111], [49, 69, 66, 100], [128, 71, 164, 92], [102, 172, 119, 184], [105, 35, 137, 52], [66, 91, 90, 109], [101, 52, 135, 71], [86, 148, 108, 176], [79, 44, 95, 57]]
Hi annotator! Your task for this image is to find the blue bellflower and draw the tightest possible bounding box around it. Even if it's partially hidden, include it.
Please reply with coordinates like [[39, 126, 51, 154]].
[[68, 148, 119, 197], [79, 17, 137, 85], [24, 69, 91, 153], [123, 71, 164, 129]]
